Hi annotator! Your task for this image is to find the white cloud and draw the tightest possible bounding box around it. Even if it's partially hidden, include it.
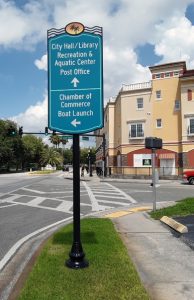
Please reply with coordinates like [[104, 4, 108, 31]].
[[34, 55, 47, 71], [4, 0, 194, 132], [11, 93, 48, 132], [0, 0, 49, 50], [154, 16, 194, 68]]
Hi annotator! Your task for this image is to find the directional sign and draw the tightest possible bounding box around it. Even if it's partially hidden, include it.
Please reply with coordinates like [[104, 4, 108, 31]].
[[61, 135, 72, 140], [47, 22, 103, 134]]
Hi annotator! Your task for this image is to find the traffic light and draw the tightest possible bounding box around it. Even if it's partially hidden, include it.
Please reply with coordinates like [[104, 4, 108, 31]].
[[45, 127, 48, 135], [19, 126, 23, 136], [7, 126, 16, 137]]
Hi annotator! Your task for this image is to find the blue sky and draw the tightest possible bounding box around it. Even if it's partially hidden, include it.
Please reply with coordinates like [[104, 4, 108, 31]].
[[1, 0, 194, 143]]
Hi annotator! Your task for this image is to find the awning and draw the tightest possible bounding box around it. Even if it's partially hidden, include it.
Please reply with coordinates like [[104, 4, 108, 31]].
[[159, 153, 175, 159]]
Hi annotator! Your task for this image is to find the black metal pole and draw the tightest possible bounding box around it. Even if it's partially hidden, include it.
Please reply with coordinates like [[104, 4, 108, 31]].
[[66, 134, 89, 269], [103, 133, 107, 177]]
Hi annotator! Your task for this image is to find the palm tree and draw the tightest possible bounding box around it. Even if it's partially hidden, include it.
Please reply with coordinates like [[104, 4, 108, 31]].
[[40, 147, 63, 167], [70, 24, 80, 34], [49, 135, 61, 148]]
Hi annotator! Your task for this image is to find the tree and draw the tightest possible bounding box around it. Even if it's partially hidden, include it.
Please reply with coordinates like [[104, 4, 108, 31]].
[[0, 120, 23, 171], [40, 147, 63, 167], [22, 135, 45, 170], [63, 149, 73, 165], [49, 135, 61, 148]]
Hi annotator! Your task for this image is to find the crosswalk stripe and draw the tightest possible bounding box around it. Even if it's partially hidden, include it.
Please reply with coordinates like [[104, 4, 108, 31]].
[[56, 201, 72, 211], [82, 181, 102, 211], [27, 197, 46, 205], [105, 183, 137, 203]]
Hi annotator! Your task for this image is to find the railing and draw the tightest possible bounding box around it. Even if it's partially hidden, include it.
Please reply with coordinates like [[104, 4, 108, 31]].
[[121, 81, 151, 92], [105, 166, 183, 179]]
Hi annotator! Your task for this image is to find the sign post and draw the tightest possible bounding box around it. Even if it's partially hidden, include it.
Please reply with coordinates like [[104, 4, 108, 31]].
[[47, 22, 103, 269], [145, 137, 162, 212]]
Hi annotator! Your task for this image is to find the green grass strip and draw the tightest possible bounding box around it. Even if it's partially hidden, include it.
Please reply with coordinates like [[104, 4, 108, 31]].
[[18, 218, 149, 300], [150, 197, 194, 219], [29, 170, 57, 175]]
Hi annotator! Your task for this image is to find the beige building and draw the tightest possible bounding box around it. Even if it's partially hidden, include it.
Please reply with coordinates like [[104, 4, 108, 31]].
[[95, 61, 194, 177]]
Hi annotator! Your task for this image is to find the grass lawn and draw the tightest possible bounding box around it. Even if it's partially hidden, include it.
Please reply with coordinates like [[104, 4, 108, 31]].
[[18, 218, 150, 300], [150, 197, 194, 219], [29, 170, 57, 175]]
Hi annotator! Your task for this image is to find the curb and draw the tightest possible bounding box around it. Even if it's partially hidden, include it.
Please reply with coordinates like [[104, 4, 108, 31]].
[[160, 216, 188, 233]]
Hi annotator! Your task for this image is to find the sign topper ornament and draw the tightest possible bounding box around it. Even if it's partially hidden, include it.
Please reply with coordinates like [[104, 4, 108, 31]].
[[47, 22, 103, 134]]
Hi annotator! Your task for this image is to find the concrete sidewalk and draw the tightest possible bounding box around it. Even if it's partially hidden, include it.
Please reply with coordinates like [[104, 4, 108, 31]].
[[111, 210, 194, 300]]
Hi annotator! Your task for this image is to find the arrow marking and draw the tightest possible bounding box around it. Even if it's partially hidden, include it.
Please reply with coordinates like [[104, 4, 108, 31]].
[[71, 77, 79, 88], [71, 119, 81, 127]]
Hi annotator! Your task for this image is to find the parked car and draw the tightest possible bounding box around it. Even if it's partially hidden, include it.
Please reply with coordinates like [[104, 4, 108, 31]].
[[183, 170, 194, 185]]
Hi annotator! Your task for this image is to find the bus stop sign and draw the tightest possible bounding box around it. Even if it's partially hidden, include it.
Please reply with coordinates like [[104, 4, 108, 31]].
[[47, 22, 103, 134]]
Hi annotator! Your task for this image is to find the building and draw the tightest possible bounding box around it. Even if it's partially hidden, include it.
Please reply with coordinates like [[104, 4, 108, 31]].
[[95, 61, 194, 178]]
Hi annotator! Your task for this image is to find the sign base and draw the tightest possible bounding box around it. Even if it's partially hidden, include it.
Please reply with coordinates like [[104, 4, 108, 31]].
[[65, 242, 89, 269]]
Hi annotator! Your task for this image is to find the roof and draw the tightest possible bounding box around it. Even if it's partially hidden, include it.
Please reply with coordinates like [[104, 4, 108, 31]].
[[149, 61, 186, 72]]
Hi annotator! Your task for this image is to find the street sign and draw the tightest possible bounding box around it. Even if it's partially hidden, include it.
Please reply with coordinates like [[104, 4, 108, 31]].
[[48, 22, 103, 134], [61, 135, 72, 140], [82, 136, 89, 141]]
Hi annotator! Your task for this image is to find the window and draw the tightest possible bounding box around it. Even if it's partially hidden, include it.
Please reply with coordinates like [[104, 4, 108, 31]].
[[155, 74, 161, 79], [156, 119, 162, 128], [188, 119, 194, 135], [129, 123, 144, 139], [188, 89, 193, 101], [165, 72, 170, 77], [174, 71, 179, 76], [156, 90, 161, 100], [137, 98, 143, 110], [175, 100, 181, 111]]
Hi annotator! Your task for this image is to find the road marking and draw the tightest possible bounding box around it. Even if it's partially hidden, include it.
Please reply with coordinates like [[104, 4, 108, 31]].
[[0, 204, 17, 209], [82, 181, 101, 211], [0, 194, 22, 202], [27, 197, 47, 205], [21, 187, 45, 194], [56, 201, 72, 212], [105, 183, 137, 203], [0, 216, 73, 272]]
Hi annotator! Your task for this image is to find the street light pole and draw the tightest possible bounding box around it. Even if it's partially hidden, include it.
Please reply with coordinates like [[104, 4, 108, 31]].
[[88, 148, 93, 177], [66, 134, 88, 269]]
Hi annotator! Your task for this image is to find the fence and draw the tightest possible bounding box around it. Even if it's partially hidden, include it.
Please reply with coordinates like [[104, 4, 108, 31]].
[[107, 166, 184, 179]]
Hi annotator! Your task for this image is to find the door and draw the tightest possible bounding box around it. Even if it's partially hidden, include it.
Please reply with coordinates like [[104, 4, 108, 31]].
[[160, 159, 175, 176]]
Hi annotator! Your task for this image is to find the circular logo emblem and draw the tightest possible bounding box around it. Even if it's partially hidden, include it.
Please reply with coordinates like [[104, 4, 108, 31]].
[[65, 22, 84, 35]]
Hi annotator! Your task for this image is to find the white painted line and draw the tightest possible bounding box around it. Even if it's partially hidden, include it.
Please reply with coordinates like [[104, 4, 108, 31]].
[[82, 181, 101, 211], [9, 200, 73, 213], [21, 187, 45, 194], [28, 197, 46, 205], [0, 204, 18, 209], [56, 201, 72, 212], [0, 216, 73, 272], [105, 183, 137, 203], [93, 194, 127, 199], [92, 191, 123, 195], [1, 195, 22, 202]]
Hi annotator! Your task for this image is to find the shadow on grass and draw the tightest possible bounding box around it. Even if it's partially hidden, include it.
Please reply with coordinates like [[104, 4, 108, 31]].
[[52, 231, 98, 245]]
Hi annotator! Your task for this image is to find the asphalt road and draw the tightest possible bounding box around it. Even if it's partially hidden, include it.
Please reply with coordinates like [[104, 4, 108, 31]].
[[1, 172, 194, 264], [1, 172, 194, 299]]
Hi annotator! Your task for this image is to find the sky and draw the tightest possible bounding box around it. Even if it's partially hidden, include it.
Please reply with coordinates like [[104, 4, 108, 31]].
[[1, 0, 194, 146]]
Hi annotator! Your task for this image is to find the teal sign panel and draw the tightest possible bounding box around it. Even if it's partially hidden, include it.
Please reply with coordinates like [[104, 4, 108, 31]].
[[47, 22, 103, 134]]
